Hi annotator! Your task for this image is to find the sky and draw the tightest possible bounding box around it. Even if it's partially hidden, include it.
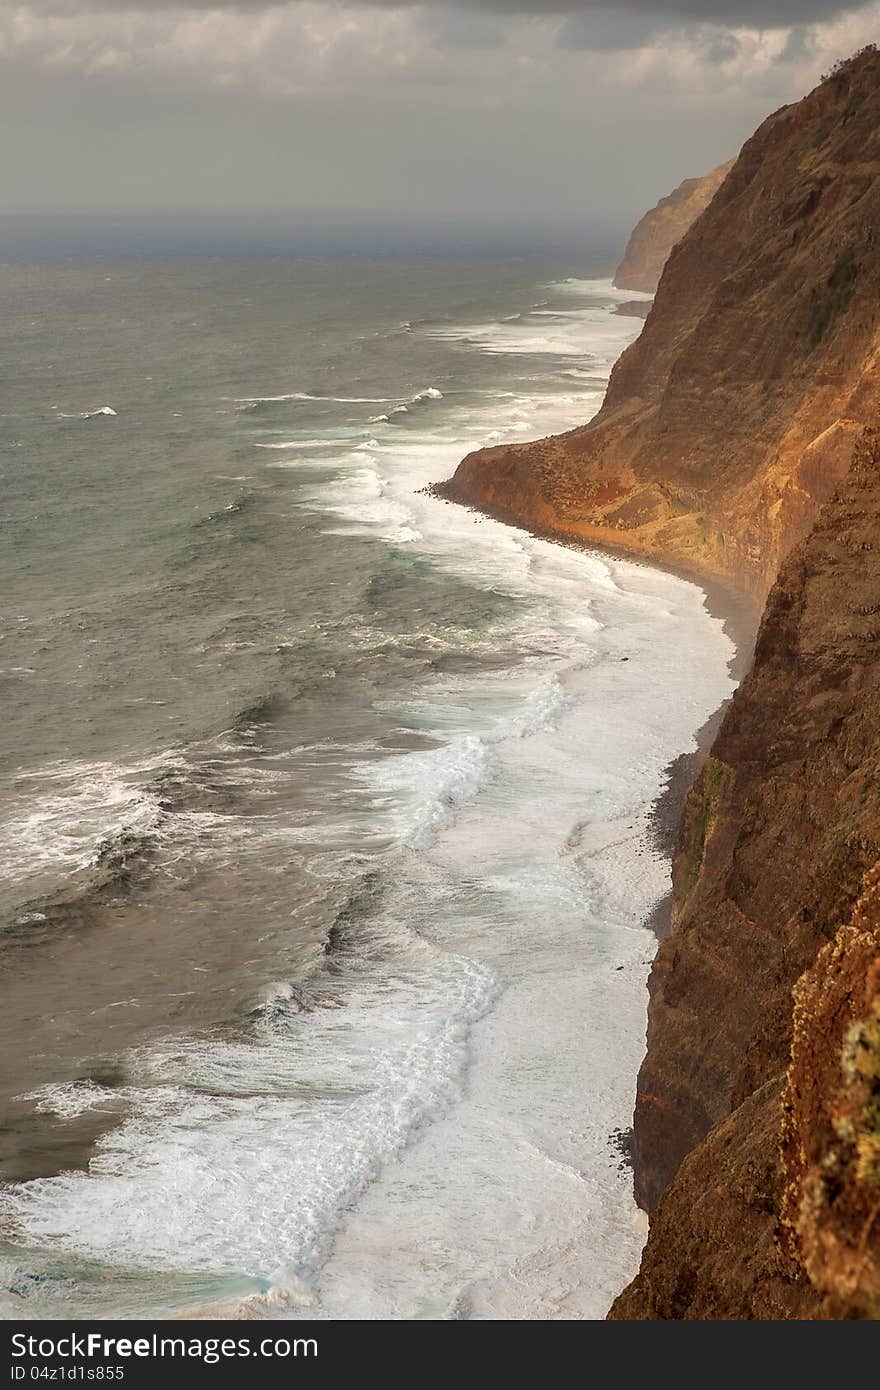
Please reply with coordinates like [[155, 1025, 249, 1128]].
[[2, 1, 878, 244]]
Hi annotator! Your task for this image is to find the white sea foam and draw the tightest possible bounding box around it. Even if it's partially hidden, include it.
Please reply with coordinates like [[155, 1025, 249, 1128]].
[[60, 406, 117, 419], [370, 386, 443, 423], [0, 752, 317, 909], [253, 440, 346, 451], [547, 275, 653, 302], [233, 393, 392, 405], [364, 734, 491, 850], [423, 307, 637, 364], [23, 1081, 118, 1121], [225, 272, 732, 1318], [4, 953, 497, 1281], [419, 279, 642, 368], [360, 673, 567, 852], [0, 759, 166, 896], [295, 462, 422, 543], [307, 559, 734, 1319]]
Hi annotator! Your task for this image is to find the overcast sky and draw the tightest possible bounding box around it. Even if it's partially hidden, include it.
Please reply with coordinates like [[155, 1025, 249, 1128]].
[[2, 1, 878, 241]]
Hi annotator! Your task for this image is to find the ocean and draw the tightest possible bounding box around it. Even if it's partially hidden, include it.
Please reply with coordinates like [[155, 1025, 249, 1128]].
[[0, 249, 734, 1319]]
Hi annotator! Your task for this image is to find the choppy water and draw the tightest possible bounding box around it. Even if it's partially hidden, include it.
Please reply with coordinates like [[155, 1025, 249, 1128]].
[[0, 253, 733, 1319]]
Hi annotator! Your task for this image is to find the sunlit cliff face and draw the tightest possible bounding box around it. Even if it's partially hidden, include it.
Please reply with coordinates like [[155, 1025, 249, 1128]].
[[1, 1, 879, 227]]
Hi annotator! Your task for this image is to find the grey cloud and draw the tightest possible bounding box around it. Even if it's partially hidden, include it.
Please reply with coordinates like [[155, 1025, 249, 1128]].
[[4, 0, 877, 233], [454, 0, 864, 17], [557, 9, 667, 51], [704, 30, 743, 60], [421, 0, 868, 21], [22, 0, 873, 22], [776, 25, 820, 62], [416, 6, 508, 49]]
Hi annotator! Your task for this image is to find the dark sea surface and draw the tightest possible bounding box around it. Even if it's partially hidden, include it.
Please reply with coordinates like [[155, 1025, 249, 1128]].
[[0, 251, 733, 1318]]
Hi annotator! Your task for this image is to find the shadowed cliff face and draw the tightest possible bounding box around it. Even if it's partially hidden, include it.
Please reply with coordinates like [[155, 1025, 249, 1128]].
[[610, 869, 880, 1321], [440, 49, 880, 603], [613, 160, 734, 295], [610, 425, 880, 1318]]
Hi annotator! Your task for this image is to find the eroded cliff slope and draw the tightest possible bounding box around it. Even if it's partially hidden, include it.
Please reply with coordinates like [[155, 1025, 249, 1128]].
[[440, 49, 880, 602], [610, 425, 880, 1318], [613, 159, 734, 294]]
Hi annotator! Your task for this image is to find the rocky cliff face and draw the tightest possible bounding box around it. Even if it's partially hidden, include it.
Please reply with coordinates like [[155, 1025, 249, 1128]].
[[613, 160, 734, 294], [610, 877, 880, 1320], [609, 423, 880, 1318], [439, 49, 880, 604]]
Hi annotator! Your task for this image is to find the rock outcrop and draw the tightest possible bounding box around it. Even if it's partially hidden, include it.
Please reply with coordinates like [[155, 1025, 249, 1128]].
[[610, 424, 880, 1318], [439, 48, 880, 604], [613, 159, 734, 294]]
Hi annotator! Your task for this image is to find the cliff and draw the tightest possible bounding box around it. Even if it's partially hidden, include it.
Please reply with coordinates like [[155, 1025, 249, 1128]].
[[610, 424, 880, 1318], [613, 159, 734, 294], [438, 48, 880, 604]]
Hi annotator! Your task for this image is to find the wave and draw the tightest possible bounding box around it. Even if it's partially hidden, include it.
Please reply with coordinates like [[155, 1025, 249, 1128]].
[[253, 440, 347, 451], [59, 406, 117, 420], [1, 824, 166, 949], [547, 276, 653, 303], [0, 740, 303, 936], [508, 672, 566, 739], [1, 951, 496, 1283], [192, 493, 255, 526], [323, 871, 384, 960], [246, 980, 331, 1026], [355, 669, 568, 855], [232, 393, 393, 415], [0, 760, 169, 906], [229, 692, 287, 734], [363, 733, 491, 852], [369, 386, 444, 423], [295, 463, 422, 543]]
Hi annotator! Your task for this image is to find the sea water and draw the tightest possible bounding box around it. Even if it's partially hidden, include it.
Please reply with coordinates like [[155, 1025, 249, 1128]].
[[0, 251, 733, 1319]]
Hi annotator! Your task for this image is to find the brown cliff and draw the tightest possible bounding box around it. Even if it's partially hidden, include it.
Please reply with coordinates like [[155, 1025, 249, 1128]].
[[439, 48, 880, 604], [610, 871, 880, 1320], [610, 425, 880, 1318], [613, 159, 734, 294]]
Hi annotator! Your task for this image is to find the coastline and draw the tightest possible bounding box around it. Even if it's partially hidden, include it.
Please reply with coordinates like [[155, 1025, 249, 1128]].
[[168, 437, 728, 1323], [644, 572, 758, 937], [427, 481, 761, 939], [3, 266, 673, 1321]]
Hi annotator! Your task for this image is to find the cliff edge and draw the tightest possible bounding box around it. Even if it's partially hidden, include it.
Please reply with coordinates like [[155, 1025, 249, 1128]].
[[438, 49, 880, 603], [613, 159, 734, 294]]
